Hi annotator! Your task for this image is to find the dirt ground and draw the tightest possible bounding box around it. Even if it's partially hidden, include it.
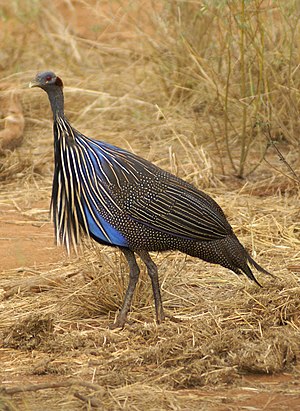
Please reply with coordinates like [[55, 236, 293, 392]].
[[1, 1, 300, 410], [0, 186, 299, 410]]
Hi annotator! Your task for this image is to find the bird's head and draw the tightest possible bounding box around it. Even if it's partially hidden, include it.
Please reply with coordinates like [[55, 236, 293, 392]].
[[29, 71, 63, 90]]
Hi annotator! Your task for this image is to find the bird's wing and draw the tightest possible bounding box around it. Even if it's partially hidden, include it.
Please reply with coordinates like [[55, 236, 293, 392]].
[[74, 137, 231, 242], [125, 176, 232, 242]]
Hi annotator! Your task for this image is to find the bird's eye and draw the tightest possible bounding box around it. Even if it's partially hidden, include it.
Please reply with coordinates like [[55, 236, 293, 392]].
[[45, 75, 52, 82]]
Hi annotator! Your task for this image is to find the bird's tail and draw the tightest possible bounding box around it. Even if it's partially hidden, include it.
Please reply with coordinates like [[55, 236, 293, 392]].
[[243, 251, 275, 287]]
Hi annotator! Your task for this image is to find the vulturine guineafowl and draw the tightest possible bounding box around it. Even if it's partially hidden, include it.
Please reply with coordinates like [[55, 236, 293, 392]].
[[30, 71, 272, 328]]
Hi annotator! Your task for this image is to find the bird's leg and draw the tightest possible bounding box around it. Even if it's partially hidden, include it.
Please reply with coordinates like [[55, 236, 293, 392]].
[[110, 248, 140, 329], [136, 250, 165, 324]]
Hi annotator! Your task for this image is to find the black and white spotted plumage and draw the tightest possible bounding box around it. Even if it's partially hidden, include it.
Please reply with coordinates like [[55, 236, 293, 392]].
[[30, 71, 271, 328]]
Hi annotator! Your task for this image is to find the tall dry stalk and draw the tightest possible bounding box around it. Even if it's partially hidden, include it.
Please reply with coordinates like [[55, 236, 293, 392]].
[[142, 0, 300, 178]]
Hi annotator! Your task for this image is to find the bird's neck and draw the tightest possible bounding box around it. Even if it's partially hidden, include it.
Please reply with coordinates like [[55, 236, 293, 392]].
[[47, 86, 65, 120]]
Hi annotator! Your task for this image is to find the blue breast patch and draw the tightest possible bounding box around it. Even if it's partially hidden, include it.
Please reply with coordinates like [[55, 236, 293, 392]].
[[83, 204, 128, 247]]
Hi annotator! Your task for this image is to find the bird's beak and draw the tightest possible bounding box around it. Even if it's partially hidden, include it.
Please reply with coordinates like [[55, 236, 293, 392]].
[[29, 80, 39, 88]]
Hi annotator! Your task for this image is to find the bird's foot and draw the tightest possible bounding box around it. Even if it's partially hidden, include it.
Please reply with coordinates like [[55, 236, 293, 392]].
[[164, 314, 182, 323], [156, 310, 165, 325], [108, 312, 133, 330], [156, 311, 181, 325], [108, 320, 124, 330]]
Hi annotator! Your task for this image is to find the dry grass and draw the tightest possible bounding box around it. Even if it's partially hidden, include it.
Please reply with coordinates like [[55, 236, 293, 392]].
[[1, 0, 300, 409]]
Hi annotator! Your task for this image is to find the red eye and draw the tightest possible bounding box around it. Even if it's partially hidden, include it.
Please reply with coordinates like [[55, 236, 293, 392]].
[[46, 75, 52, 82]]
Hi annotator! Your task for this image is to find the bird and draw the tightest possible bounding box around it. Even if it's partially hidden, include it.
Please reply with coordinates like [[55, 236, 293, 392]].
[[29, 71, 272, 328]]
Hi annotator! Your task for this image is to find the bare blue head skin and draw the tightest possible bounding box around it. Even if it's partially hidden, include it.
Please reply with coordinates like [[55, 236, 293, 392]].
[[29, 71, 64, 118]]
